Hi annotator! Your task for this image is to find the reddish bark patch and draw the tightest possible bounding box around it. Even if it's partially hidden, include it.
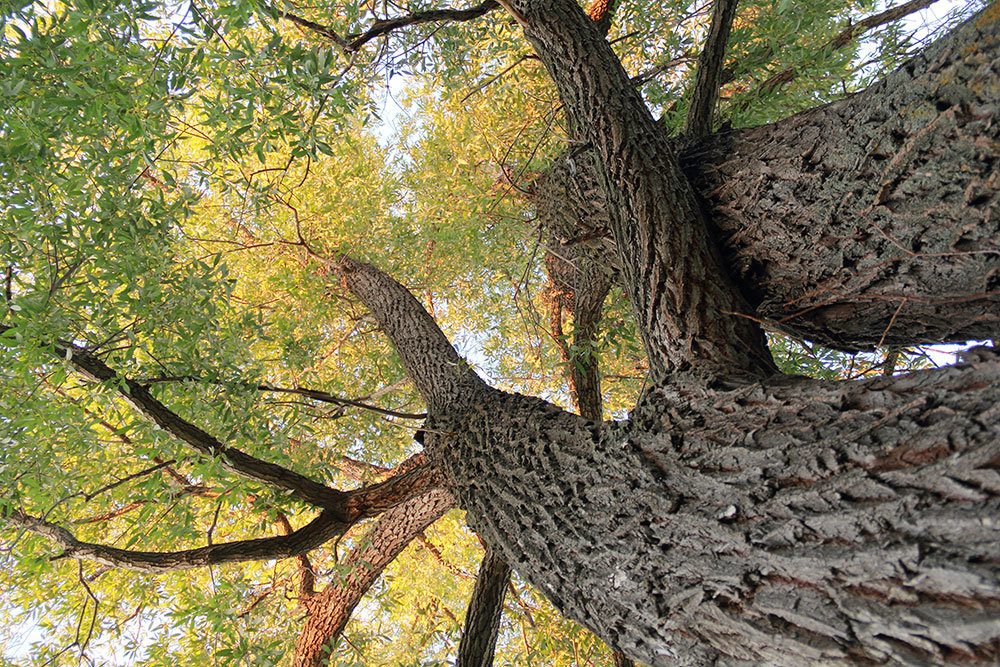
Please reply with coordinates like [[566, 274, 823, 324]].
[[867, 443, 952, 472]]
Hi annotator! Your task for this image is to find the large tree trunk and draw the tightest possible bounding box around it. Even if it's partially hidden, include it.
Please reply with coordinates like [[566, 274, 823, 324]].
[[535, 8, 1000, 350], [330, 4, 1000, 664], [428, 354, 1000, 664]]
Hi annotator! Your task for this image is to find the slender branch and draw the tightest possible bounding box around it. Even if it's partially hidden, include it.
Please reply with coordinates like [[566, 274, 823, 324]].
[[685, 0, 739, 137], [456, 548, 511, 667], [757, 0, 937, 96], [142, 375, 426, 420], [6, 328, 351, 516], [2, 507, 349, 573], [282, 1, 500, 53]]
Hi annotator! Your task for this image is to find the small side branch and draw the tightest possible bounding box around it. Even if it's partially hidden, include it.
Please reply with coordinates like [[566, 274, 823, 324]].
[[2, 507, 349, 573], [142, 375, 426, 420], [283, 1, 500, 53], [685, 0, 739, 137], [456, 548, 512, 667]]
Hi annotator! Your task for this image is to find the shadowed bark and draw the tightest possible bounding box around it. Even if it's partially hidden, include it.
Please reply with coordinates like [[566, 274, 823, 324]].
[[532, 8, 1000, 350], [456, 548, 512, 667]]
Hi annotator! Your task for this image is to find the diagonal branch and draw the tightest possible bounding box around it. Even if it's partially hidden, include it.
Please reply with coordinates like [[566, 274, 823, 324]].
[[142, 375, 426, 420], [685, 0, 739, 137], [2, 507, 349, 573], [282, 1, 500, 53], [17, 329, 351, 515], [292, 490, 455, 667], [456, 548, 511, 667], [756, 0, 937, 96], [313, 254, 491, 414]]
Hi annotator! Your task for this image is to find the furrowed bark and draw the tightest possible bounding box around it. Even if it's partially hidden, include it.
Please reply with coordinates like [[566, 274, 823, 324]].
[[511, 0, 775, 379], [685, 0, 739, 137], [535, 7, 1000, 349], [292, 490, 455, 667], [430, 355, 1000, 665], [456, 548, 512, 667], [331, 257, 491, 414]]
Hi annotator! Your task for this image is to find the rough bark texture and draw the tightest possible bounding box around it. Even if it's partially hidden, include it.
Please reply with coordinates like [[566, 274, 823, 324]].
[[512, 0, 776, 380], [685, 0, 739, 138], [534, 8, 1000, 350], [430, 354, 1000, 665], [456, 548, 512, 667], [334, 257, 490, 413], [293, 490, 455, 667]]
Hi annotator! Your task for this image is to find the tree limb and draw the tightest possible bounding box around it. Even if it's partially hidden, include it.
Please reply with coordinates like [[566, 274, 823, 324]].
[[8, 328, 351, 515], [685, 0, 739, 137], [756, 0, 938, 97], [2, 507, 349, 573], [282, 1, 500, 53], [142, 375, 426, 420], [292, 490, 455, 667], [314, 254, 491, 414], [456, 548, 512, 667]]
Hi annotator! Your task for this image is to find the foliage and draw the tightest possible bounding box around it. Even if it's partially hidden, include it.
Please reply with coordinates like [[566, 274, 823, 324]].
[[0, 0, 983, 664]]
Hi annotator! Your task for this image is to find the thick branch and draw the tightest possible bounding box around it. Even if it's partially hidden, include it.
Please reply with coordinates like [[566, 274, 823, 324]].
[[326, 256, 491, 413], [533, 7, 1000, 349], [685, 0, 739, 137], [283, 1, 499, 52], [2, 507, 349, 573], [456, 548, 512, 667], [292, 490, 455, 667], [433, 353, 1000, 664], [511, 0, 775, 379]]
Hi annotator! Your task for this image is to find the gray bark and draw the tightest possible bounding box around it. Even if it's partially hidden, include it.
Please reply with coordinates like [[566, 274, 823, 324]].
[[430, 354, 1000, 665], [534, 8, 1000, 350]]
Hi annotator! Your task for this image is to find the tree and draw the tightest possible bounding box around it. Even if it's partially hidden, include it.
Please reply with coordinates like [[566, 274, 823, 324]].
[[2, 0, 999, 664]]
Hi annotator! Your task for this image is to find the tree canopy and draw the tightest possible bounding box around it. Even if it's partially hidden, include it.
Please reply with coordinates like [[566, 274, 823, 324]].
[[0, 0, 994, 664]]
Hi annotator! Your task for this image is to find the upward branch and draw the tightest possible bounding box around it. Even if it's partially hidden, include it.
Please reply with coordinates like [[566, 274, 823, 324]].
[[510, 0, 775, 379], [685, 0, 739, 137], [322, 255, 490, 414]]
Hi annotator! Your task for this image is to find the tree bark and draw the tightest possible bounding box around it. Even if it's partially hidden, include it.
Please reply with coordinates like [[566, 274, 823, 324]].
[[292, 490, 455, 667], [534, 8, 1000, 350], [456, 548, 512, 667], [510, 0, 776, 380], [429, 354, 1000, 665]]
